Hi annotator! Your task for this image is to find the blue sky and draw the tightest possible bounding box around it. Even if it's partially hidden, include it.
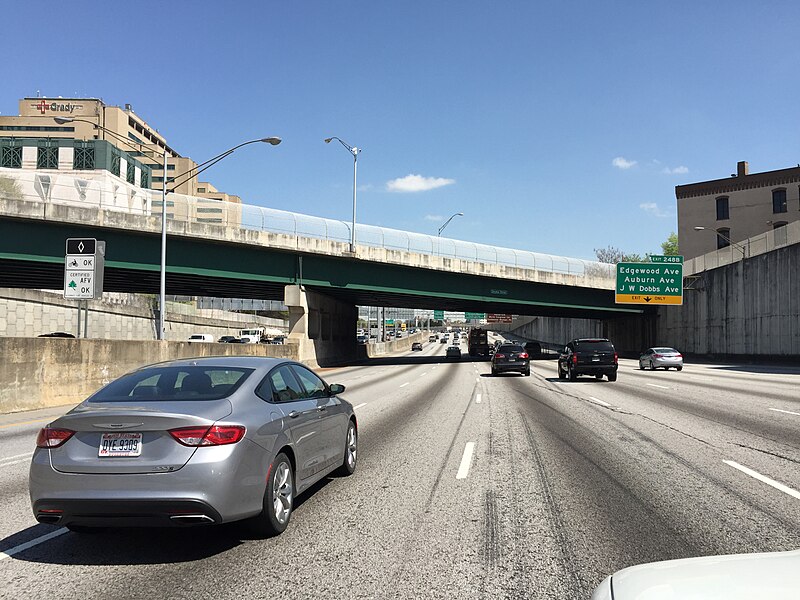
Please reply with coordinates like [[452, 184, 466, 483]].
[[5, 1, 799, 260]]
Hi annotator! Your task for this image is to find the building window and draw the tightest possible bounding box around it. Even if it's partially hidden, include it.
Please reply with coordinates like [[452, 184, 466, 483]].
[[126, 162, 135, 184], [0, 125, 74, 132], [716, 228, 731, 250], [140, 171, 150, 188], [73, 145, 95, 170], [715, 196, 729, 220], [772, 188, 787, 213], [110, 151, 121, 177], [1, 144, 22, 168], [36, 145, 59, 169]]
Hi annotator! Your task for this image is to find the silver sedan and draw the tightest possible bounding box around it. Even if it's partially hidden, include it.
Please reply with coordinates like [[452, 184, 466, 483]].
[[639, 347, 684, 371], [29, 356, 357, 536]]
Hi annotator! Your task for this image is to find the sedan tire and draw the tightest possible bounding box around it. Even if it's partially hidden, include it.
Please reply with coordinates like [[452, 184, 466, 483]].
[[649, 361, 656, 371], [677, 366, 683, 371], [568, 364, 577, 381], [251, 452, 294, 537], [558, 365, 566, 380], [335, 421, 358, 476]]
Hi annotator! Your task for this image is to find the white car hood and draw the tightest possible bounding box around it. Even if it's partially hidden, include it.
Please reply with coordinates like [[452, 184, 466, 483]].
[[602, 550, 800, 600]]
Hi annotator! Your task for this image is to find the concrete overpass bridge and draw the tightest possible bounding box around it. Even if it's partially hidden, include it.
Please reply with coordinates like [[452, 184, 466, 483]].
[[0, 168, 649, 362]]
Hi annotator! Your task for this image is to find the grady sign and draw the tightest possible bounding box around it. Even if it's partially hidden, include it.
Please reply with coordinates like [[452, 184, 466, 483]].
[[32, 99, 83, 115]]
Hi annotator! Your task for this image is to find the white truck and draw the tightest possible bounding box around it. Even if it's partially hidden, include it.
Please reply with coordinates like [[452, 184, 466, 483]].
[[238, 328, 265, 344]]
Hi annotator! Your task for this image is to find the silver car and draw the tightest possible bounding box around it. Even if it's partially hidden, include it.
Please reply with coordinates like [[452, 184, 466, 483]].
[[639, 347, 684, 371], [29, 356, 357, 536]]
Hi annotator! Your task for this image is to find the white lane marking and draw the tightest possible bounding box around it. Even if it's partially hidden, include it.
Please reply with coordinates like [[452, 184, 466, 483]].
[[587, 396, 610, 407], [0, 458, 31, 468], [769, 408, 800, 417], [353, 403, 367, 410], [723, 460, 800, 501], [476, 394, 482, 404], [0, 528, 69, 561], [0, 452, 32, 463], [646, 383, 670, 390], [421, 372, 428, 376], [399, 382, 410, 388], [432, 366, 437, 370], [456, 442, 476, 480], [475, 377, 480, 382]]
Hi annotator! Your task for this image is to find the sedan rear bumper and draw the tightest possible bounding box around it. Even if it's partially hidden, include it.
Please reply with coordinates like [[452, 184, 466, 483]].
[[33, 498, 224, 527]]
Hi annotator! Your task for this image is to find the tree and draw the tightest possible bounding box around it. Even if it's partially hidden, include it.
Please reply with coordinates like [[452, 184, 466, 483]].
[[661, 232, 679, 256], [594, 245, 649, 264]]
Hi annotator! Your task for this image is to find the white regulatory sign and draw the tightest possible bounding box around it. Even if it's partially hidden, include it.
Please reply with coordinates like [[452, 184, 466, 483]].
[[64, 270, 95, 299], [65, 254, 95, 270]]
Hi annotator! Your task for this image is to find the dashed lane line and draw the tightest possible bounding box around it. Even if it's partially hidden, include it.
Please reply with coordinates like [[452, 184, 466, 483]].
[[587, 396, 611, 407], [646, 383, 670, 390], [769, 408, 800, 417], [476, 394, 482, 404], [353, 403, 367, 410], [456, 442, 476, 480], [723, 460, 800, 501], [0, 528, 68, 561], [399, 382, 410, 388]]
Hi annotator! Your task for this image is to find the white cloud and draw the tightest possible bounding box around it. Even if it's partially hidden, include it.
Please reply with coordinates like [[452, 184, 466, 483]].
[[612, 156, 637, 170], [386, 174, 455, 193], [661, 165, 689, 175], [640, 202, 669, 218], [424, 214, 443, 221]]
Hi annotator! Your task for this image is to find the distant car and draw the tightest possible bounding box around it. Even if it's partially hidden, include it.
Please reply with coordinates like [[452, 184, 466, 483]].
[[187, 333, 215, 343], [429, 335, 437, 342], [270, 336, 286, 345], [218, 336, 238, 343], [639, 347, 683, 371], [38, 332, 76, 338], [446, 346, 461, 358], [440, 337, 448, 344], [356, 335, 368, 345], [590, 549, 800, 600], [491, 344, 530, 376], [558, 338, 617, 381], [411, 342, 423, 351], [29, 356, 357, 536]]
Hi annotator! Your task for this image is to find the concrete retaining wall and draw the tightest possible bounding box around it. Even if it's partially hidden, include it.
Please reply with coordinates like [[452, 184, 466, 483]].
[[0, 288, 286, 341], [496, 315, 603, 350], [0, 337, 298, 414]]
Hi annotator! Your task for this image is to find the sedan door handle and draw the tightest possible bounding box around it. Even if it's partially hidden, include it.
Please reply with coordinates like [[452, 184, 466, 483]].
[[288, 411, 301, 418]]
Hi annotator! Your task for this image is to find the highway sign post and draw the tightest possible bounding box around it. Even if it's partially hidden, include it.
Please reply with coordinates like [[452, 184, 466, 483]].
[[64, 238, 105, 338], [615, 255, 683, 305]]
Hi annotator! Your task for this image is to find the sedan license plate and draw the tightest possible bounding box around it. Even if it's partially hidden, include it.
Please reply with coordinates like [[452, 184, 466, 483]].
[[99, 433, 142, 457]]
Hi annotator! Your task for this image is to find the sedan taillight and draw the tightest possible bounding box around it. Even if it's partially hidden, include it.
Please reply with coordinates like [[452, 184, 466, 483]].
[[36, 427, 75, 448], [653, 353, 663, 358], [169, 425, 246, 447], [494, 353, 505, 359]]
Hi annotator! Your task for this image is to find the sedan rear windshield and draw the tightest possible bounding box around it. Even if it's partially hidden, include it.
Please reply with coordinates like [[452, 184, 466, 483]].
[[89, 366, 254, 402], [574, 341, 614, 352], [653, 347, 678, 353]]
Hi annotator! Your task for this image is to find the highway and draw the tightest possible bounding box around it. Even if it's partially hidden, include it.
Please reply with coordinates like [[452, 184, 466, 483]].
[[1, 335, 799, 599]]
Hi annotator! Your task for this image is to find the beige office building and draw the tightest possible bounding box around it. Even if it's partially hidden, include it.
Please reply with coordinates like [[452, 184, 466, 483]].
[[0, 97, 240, 197], [676, 161, 800, 259]]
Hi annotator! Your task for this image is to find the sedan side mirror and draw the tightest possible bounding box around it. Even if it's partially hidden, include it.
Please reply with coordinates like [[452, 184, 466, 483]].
[[329, 383, 346, 395]]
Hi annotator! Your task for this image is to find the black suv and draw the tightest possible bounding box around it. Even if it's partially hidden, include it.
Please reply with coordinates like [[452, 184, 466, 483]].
[[491, 344, 531, 376], [558, 338, 618, 381]]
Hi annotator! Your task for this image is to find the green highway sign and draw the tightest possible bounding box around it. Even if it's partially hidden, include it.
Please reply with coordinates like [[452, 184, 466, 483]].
[[433, 310, 444, 320], [464, 312, 486, 320], [616, 261, 683, 305]]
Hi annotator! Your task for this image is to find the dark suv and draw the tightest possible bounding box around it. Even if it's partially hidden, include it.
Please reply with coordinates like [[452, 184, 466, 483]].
[[558, 338, 618, 381], [491, 344, 530, 376]]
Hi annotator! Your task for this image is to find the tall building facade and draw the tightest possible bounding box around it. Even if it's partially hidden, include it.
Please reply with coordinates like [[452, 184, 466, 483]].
[[676, 161, 800, 259], [1, 97, 198, 194]]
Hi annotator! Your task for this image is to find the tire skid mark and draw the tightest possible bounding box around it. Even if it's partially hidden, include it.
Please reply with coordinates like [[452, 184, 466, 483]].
[[519, 412, 587, 598]]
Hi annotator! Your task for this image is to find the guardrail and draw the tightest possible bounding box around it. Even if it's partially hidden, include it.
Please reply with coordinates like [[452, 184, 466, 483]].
[[0, 167, 616, 281]]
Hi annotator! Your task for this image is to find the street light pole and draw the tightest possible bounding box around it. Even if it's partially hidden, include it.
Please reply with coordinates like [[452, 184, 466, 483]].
[[325, 137, 361, 253], [438, 212, 464, 237], [54, 117, 281, 339], [693, 226, 748, 259]]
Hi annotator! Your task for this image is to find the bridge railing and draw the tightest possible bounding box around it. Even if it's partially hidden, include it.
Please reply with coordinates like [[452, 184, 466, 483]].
[[0, 167, 616, 282]]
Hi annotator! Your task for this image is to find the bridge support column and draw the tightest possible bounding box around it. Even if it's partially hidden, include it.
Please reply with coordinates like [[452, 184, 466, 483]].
[[284, 285, 357, 367]]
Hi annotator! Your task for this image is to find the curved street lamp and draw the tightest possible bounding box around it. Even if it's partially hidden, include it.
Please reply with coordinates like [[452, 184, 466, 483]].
[[693, 226, 748, 259], [324, 136, 361, 253], [54, 116, 281, 339], [438, 212, 464, 237]]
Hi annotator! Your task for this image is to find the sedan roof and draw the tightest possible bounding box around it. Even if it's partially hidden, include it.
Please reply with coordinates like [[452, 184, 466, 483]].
[[142, 355, 289, 372]]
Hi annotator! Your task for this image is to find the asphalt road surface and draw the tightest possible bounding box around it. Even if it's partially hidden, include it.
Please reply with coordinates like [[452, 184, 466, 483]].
[[1, 335, 799, 599]]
